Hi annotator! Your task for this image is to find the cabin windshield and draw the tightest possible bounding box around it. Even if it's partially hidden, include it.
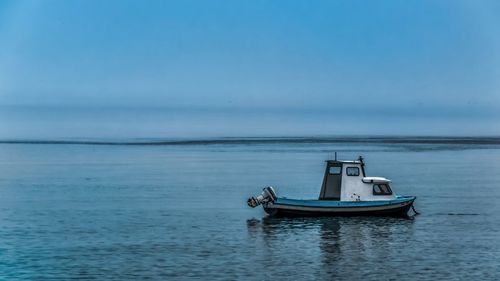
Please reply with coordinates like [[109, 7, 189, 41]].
[[373, 184, 393, 195]]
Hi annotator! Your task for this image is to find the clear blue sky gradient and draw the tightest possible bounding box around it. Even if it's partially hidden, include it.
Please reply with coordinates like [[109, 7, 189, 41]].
[[0, 0, 499, 137]]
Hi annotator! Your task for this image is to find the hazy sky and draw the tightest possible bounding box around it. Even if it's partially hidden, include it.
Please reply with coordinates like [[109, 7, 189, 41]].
[[0, 0, 499, 137]]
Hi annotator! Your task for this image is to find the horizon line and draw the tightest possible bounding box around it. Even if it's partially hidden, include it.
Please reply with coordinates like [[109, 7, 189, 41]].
[[2, 135, 500, 146]]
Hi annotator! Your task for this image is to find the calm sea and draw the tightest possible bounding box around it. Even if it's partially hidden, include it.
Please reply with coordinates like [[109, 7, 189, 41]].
[[1, 139, 499, 280]]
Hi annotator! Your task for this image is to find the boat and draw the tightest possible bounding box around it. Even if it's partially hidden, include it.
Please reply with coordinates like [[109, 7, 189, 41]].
[[247, 156, 416, 217]]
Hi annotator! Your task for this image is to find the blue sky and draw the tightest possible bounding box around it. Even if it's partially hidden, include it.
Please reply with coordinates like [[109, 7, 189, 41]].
[[0, 0, 499, 137]]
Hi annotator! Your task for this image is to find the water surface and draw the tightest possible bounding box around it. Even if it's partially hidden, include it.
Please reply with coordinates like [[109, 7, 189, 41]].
[[1, 139, 499, 280]]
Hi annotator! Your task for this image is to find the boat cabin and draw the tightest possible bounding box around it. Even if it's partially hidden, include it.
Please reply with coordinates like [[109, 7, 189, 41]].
[[319, 157, 396, 202]]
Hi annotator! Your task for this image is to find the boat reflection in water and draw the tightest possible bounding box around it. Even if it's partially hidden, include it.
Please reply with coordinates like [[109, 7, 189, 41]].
[[246, 216, 415, 279]]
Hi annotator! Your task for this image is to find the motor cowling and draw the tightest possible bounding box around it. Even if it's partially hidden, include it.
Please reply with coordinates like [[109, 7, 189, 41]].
[[247, 186, 277, 208]]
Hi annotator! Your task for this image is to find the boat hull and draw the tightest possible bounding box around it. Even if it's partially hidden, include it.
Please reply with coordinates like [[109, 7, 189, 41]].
[[263, 196, 416, 217]]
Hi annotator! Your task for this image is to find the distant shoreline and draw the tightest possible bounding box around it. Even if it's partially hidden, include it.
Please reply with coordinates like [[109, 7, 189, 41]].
[[2, 136, 500, 146]]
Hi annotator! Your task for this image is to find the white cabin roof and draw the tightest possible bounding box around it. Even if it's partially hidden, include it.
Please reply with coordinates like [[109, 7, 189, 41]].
[[326, 160, 362, 164], [362, 177, 391, 184]]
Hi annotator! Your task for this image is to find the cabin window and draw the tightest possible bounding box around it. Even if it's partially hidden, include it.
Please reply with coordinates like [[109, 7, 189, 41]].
[[329, 166, 341, 175], [373, 184, 393, 195], [346, 167, 360, 176]]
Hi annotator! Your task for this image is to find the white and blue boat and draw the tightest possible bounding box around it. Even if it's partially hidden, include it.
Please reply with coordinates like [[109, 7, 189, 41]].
[[247, 156, 416, 217]]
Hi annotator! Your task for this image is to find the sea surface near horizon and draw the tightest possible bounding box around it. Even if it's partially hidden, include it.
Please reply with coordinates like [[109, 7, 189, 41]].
[[1, 138, 500, 280]]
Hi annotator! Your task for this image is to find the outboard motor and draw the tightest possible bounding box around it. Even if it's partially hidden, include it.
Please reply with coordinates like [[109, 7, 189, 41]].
[[247, 186, 277, 208]]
